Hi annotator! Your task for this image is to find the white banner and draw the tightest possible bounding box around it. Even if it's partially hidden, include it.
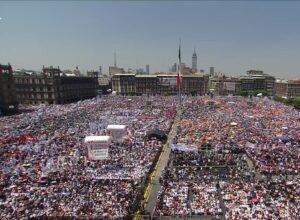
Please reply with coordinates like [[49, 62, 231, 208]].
[[91, 148, 109, 160], [158, 77, 177, 86], [88, 143, 109, 160], [224, 82, 236, 92]]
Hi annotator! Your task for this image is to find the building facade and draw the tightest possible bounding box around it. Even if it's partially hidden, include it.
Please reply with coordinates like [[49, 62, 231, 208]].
[[14, 66, 98, 105], [275, 80, 300, 98], [111, 74, 136, 95], [181, 75, 209, 95], [239, 71, 275, 96], [0, 64, 18, 114], [209, 76, 241, 96], [135, 75, 157, 95], [112, 73, 209, 96]]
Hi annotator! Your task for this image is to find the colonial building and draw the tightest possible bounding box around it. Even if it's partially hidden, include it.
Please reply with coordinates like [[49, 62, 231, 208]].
[[181, 74, 209, 95], [112, 73, 209, 96], [0, 64, 18, 115], [239, 70, 275, 96], [14, 66, 98, 105], [111, 74, 136, 95], [275, 79, 300, 98], [209, 76, 241, 96], [135, 75, 157, 95]]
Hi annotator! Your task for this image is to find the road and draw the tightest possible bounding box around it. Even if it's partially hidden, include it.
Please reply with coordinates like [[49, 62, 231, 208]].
[[144, 108, 182, 217]]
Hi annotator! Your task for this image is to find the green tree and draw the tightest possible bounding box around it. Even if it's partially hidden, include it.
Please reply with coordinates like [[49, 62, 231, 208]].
[[293, 97, 300, 108], [240, 91, 248, 97], [274, 96, 285, 103]]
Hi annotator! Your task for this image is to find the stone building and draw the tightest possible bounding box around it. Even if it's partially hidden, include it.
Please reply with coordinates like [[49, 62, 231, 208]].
[[275, 79, 300, 98], [14, 66, 98, 105], [112, 73, 209, 96], [0, 64, 18, 115], [209, 76, 241, 96], [239, 70, 275, 96]]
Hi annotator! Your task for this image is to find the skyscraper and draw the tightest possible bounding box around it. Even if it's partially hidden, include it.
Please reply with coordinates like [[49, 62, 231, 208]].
[[146, 64, 150, 74], [192, 48, 197, 73], [114, 52, 117, 67], [210, 67, 215, 76], [171, 63, 177, 72]]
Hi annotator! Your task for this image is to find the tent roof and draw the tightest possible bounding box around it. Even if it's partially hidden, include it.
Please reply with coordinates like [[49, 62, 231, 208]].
[[84, 136, 111, 143]]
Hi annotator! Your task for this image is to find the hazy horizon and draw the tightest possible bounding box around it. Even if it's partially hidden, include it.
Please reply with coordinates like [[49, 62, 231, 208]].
[[1, 1, 300, 79]]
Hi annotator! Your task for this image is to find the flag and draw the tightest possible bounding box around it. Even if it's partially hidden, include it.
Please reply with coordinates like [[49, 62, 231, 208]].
[[178, 42, 181, 65], [177, 39, 182, 89], [176, 72, 181, 88]]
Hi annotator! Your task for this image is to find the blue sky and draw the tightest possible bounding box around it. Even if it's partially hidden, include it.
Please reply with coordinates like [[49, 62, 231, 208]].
[[0, 1, 300, 79]]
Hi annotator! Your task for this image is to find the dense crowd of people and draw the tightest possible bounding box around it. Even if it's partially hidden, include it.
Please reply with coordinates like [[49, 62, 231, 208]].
[[1, 95, 299, 219], [0, 96, 177, 219], [220, 178, 300, 219], [155, 96, 300, 219]]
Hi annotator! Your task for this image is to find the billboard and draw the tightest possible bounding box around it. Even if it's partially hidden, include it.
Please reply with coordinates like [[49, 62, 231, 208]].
[[85, 136, 111, 160], [107, 125, 127, 143], [158, 77, 177, 86], [224, 82, 236, 92]]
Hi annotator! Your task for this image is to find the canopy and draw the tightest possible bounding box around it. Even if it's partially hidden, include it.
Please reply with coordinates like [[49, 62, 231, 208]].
[[107, 125, 126, 130], [84, 136, 111, 143]]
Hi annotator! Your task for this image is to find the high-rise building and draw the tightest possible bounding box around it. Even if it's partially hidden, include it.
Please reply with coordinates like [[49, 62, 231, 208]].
[[171, 63, 177, 72], [210, 67, 215, 76], [146, 64, 150, 74], [192, 48, 197, 73], [99, 66, 102, 76], [114, 52, 117, 67]]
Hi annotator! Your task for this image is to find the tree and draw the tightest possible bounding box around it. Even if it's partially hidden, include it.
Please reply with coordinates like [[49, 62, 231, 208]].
[[240, 91, 248, 97], [274, 96, 285, 103], [293, 97, 300, 109]]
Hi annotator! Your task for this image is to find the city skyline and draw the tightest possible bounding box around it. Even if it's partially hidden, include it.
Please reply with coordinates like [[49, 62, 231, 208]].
[[1, 1, 300, 79]]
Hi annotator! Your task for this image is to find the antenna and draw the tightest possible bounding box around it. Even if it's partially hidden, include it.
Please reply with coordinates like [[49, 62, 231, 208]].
[[114, 52, 117, 67]]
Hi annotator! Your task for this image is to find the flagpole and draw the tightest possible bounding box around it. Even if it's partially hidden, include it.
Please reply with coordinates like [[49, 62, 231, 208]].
[[178, 38, 182, 108]]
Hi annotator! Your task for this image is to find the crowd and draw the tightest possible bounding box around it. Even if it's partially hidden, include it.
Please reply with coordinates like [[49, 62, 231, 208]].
[[220, 178, 300, 219], [1, 95, 300, 219], [155, 96, 300, 219], [0, 96, 177, 219]]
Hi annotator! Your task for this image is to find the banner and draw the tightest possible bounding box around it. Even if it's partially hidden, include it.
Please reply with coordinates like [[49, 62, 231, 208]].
[[224, 82, 236, 92], [171, 144, 198, 152], [88, 143, 109, 160], [85, 136, 111, 160], [158, 77, 177, 86], [107, 125, 126, 143]]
